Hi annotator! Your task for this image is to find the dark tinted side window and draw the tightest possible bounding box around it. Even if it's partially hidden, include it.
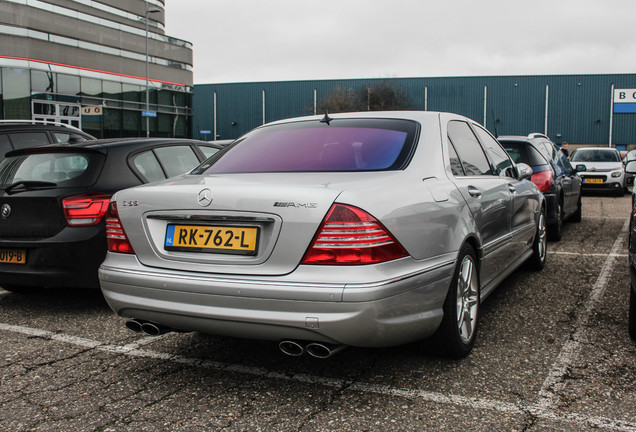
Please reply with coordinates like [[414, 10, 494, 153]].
[[447, 121, 492, 176], [473, 126, 514, 177], [53, 132, 90, 143], [9, 132, 51, 150], [448, 141, 464, 176], [501, 141, 547, 166], [0, 134, 12, 158]]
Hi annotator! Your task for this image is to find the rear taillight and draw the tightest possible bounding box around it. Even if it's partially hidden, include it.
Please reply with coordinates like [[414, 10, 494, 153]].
[[530, 170, 554, 192], [62, 193, 111, 226], [301, 204, 408, 265], [105, 202, 134, 254]]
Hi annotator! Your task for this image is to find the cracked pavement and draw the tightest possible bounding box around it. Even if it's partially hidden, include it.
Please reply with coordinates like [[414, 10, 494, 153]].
[[1, 195, 635, 431]]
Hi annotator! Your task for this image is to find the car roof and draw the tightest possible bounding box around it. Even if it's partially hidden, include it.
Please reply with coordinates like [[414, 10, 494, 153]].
[[58, 137, 221, 150], [497, 134, 555, 144], [4, 137, 222, 158], [0, 122, 95, 137]]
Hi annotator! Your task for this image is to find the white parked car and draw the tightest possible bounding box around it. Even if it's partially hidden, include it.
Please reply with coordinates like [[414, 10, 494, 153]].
[[570, 147, 626, 196]]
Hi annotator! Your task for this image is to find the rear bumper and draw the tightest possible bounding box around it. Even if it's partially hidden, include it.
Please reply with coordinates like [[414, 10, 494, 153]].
[[99, 253, 456, 348], [0, 227, 105, 289]]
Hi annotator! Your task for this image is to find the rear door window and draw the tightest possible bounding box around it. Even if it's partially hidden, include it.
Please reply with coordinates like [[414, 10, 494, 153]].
[[447, 121, 492, 176], [154, 146, 200, 177], [472, 126, 514, 177], [199, 145, 221, 159], [131, 145, 201, 182]]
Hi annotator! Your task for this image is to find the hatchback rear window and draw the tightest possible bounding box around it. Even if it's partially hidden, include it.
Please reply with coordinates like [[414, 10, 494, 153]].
[[0, 151, 104, 188], [501, 141, 547, 166], [197, 119, 418, 174]]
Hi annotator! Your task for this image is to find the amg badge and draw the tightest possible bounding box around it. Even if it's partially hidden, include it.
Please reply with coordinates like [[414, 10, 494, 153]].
[[273, 202, 317, 208]]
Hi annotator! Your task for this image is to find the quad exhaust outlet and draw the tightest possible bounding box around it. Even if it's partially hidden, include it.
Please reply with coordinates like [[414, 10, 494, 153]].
[[279, 340, 347, 358]]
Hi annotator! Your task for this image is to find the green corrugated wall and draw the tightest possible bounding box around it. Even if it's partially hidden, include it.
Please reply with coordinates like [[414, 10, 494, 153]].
[[193, 74, 636, 146]]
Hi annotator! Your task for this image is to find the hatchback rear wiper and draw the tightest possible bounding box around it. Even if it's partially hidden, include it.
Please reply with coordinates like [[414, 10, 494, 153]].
[[4, 181, 58, 194]]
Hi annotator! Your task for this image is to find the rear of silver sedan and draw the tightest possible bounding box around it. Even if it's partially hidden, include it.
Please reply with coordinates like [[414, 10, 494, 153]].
[[99, 112, 544, 358]]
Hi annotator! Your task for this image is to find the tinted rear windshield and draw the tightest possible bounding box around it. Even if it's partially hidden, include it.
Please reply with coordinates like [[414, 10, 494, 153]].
[[571, 149, 620, 163], [501, 141, 547, 166], [195, 118, 418, 174], [0, 151, 104, 188]]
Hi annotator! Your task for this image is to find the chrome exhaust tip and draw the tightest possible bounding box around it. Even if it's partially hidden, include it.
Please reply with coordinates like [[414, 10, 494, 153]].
[[305, 342, 347, 359], [279, 340, 305, 356], [125, 319, 143, 333], [140, 322, 171, 336]]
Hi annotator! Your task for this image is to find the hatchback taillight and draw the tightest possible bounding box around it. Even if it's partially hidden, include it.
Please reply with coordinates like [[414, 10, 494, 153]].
[[105, 202, 135, 254], [530, 170, 554, 192], [62, 193, 111, 226], [301, 204, 408, 265]]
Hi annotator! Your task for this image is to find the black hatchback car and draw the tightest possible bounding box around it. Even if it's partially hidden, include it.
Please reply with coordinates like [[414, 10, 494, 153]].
[[499, 134, 582, 241], [0, 138, 223, 293]]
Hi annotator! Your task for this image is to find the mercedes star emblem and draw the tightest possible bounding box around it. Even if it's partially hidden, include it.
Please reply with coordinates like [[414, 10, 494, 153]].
[[197, 188, 213, 207]]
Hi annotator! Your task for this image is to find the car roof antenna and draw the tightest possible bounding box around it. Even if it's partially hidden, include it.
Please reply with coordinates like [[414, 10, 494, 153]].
[[320, 111, 333, 125]]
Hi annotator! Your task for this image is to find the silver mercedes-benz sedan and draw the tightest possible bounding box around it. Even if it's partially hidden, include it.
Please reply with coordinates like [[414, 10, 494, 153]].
[[99, 111, 546, 358]]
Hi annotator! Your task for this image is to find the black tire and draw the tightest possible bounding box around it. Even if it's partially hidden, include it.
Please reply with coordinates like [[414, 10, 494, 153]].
[[547, 201, 563, 241], [630, 285, 636, 342], [526, 206, 547, 271], [571, 196, 582, 223], [429, 244, 480, 358]]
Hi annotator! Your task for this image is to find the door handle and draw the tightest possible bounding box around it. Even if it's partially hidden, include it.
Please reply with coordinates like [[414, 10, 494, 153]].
[[507, 184, 517, 193], [467, 186, 482, 198]]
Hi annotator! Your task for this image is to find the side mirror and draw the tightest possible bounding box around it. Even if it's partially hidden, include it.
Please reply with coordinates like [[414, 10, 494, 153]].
[[575, 164, 587, 172], [626, 160, 636, 174], [516, 163, 533, 180]]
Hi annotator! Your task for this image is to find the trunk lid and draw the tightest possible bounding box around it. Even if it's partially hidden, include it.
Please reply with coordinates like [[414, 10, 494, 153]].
[[115, 173, 387, 276]]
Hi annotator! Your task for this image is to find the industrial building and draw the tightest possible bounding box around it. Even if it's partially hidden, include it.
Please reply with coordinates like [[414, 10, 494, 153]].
[[194, 74, 636, 148], [0, 0, 193, 138]]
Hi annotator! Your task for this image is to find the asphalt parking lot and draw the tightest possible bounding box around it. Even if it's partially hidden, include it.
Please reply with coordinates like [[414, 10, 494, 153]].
[[1, 194, 635, 432]]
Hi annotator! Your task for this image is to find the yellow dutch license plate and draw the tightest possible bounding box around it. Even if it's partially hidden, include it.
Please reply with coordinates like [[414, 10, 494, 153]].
[[165, 224, 259, 255], [584, 178, 603, 184], [0, 248, 26, 264]]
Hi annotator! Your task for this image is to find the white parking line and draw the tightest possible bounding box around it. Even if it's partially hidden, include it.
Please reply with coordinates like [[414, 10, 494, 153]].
[[536, 218, 630, 411], [0, 321, 634, 431], [0, 218, 633, 430], [550, 251, 629, 258]]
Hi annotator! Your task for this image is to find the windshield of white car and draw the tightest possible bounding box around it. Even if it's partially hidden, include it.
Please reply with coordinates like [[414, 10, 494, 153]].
[[571, 149, 620, 163]]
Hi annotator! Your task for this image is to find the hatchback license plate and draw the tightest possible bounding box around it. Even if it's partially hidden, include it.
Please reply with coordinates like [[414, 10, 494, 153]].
[[165, 224, 258, 255], [584, 178, 603, 184], [0, 248, 26, 264]]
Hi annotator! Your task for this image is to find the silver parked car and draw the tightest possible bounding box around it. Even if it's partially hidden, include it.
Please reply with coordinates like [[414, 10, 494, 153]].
[[99, 112, 546, 358]]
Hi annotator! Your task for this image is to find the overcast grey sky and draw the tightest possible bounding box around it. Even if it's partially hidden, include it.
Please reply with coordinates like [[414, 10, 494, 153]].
[[163, 0, 636, 85]]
